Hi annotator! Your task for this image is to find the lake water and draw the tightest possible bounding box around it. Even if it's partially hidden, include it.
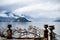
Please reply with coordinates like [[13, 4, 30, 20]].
[[0, 22, 60, 40]]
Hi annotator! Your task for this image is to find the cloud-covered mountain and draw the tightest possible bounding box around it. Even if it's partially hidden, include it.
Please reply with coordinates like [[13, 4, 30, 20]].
[[0, 0, 60, 18], [0, 11, 57, 22], [0, 0, 60, 21], [0, 11, 31, 22]]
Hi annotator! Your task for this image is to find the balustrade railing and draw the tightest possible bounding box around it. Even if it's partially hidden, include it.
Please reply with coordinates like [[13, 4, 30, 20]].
[[0, 24, 57, 40]]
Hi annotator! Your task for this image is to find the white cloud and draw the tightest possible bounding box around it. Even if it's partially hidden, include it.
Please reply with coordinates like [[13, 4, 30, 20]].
[[1, 0, 59, 6], [15, 3, 59, 12], [0, 11, 15, 18], [0, 11, 8, 17], [0, 13, 8, 17], [0, 0, 36, 6], [13, 3, 60, 18], [0, 0, 60, 18]]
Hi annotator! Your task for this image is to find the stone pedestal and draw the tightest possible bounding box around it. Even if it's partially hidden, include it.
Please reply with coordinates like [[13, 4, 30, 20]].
[[48, 25, 55, 40], [44, 24, 48, 40], [7, 24, 12, 39]]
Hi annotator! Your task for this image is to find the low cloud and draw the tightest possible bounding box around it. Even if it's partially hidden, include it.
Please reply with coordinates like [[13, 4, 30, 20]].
[[13, 3, 60, 18], [0, 0, 60, 18]]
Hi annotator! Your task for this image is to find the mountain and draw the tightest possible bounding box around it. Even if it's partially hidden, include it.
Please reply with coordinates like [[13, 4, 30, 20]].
[[21, 14, 33, 19], [0, 11, 31, 22], [21, 14, 34, 21], [0, 11, 56, 22], [14, 17, 31, 22], [0, 17, 16, 22], [0, 16, 31, 22], [55, 20, 60, 22], [54, 18, 60, 22]]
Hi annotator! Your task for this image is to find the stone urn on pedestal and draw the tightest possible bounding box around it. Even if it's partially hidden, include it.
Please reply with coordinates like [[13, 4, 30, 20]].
[[7, 24, 12, 39], [44, 24, 48, 40], [48, 25, 55, 40]]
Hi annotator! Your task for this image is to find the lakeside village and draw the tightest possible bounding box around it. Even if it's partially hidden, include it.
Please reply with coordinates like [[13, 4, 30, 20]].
[[0, 24, 57, 40]]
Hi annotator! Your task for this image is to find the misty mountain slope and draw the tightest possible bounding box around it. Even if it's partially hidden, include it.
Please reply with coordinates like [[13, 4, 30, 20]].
[[0, 16, 31, 22], [0, 11, 58, 22], [14, 17, 31, 22], [0, 11, 31, 22], [0, 17, 16, 22]]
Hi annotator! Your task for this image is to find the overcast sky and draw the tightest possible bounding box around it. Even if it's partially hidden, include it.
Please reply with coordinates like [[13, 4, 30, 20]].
[[0, 0, 60, 18]]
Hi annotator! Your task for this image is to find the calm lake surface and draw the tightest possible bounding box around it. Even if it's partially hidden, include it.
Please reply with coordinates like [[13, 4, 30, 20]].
[[0, 22, 60, 40]]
